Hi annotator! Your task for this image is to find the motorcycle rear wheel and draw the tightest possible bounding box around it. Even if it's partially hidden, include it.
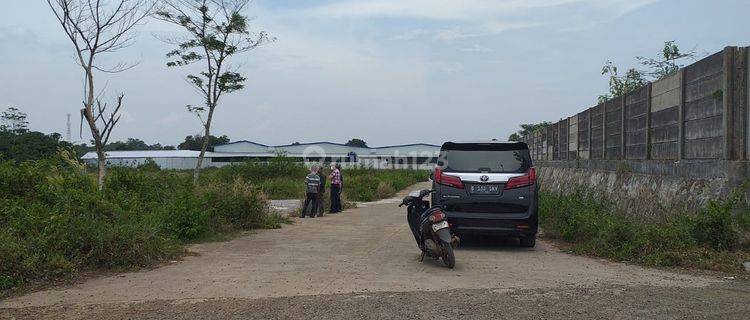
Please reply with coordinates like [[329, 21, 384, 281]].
[[441, 242, 455, 268]]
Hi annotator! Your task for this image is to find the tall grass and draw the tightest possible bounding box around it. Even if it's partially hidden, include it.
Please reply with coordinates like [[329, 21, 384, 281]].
[[540, 188, 750, 272], [206, 159, 428, 201], [1, 156, 426, 294], [0, 155, 281, 294]]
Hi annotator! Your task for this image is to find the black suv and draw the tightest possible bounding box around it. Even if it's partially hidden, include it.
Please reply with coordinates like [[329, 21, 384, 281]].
[[432, 140, 538, 247]]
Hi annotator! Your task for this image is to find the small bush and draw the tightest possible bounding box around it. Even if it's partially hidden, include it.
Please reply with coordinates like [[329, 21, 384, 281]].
[[692, 201, 738, 251], [376, 181, 396, 199]]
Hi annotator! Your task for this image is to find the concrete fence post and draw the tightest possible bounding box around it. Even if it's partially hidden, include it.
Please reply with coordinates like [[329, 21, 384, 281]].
[[603, 102, 608, 160], [588, 109, 592, 157], [560, 120, 564, 160], [645, 83, 653, 160], [678, 69, 686, 161], [621, 96, 626, 160], [731, 46, 747, 160], [723, 47, 735, 160], [746, 46, 750, 160]]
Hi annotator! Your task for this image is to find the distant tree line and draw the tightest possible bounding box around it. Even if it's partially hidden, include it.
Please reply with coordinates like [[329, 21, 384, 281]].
[[0, 106, 234, 162]]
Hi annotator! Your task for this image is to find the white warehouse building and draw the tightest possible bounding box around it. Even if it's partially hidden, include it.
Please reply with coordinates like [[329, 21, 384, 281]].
[[81, 141, 441, 170]]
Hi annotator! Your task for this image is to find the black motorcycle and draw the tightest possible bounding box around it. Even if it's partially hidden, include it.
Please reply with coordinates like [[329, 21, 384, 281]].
[[399, 189, 459, 268]]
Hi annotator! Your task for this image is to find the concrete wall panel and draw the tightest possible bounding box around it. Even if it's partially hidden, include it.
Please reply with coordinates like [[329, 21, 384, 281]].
[[568, 116, 578, 159], [578, 110, 590, 159], [605, 97, 623, 160], [651, 72, 682, 112], [683, 51, 725, 159], [590, 105, 605, 159], [625, 86, 648, 161]]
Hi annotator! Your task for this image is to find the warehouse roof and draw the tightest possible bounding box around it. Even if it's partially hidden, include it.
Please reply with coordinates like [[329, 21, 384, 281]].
[[214, 140, 439, 149], [81, 150, 208, 160], [81, 141, 442, 160]]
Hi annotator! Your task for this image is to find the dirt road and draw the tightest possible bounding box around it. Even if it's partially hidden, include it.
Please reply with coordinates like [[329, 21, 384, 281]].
[[2, 183, 748, 319]]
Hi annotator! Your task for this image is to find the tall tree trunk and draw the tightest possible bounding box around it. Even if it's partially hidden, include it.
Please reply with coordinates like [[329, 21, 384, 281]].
[[193, 107, 215, 184], [96, 148, 107, 190], [84, 66, 107, 191]]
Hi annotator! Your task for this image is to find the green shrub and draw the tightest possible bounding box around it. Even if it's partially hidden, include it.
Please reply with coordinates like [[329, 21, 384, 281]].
[[540, 189, 750, 272], [342, 169, 427, 202], [0, 155, 280, 295], [259, 178, 304, 200], [692, 201, 738, 251], [199, 178, 269, 230], [137, 158, 161, 171]]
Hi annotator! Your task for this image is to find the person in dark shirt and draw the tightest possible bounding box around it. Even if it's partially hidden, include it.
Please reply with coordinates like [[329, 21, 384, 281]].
[[301, 166, 321, 218]]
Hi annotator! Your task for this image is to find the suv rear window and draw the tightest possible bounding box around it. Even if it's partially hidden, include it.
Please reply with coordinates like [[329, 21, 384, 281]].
[[439, 142, 530, 173]]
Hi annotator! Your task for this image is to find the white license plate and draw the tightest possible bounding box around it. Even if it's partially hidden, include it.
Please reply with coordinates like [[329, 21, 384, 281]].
[[431, 220, 449, 232]]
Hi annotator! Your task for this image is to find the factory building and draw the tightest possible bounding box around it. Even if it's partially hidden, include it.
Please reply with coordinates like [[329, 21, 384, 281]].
[[81, 141, 440, 170]]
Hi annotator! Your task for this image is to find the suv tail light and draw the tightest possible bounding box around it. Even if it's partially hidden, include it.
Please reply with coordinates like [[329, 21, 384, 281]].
[[504, 167, 536, 190], [434, 167, 464, 189]]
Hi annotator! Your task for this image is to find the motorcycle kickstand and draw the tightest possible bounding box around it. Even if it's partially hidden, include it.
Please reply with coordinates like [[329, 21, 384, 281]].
[[419, 251, 426, 262]]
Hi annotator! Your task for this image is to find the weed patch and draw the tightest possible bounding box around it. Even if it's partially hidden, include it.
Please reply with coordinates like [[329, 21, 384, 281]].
[[540, 189, 750, 272], [0, 156, 285, 295]]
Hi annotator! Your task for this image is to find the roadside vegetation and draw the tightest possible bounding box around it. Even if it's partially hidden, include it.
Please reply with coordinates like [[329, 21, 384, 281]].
[[0, 152, 278, 294], [0, 150, 427, 296], [540, 189, 750, 273], [208, 157, 428, 202]]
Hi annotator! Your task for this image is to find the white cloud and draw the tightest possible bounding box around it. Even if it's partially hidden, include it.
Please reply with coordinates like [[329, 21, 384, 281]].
[[305, 0, 657, 42], [303, 0, 589, 21], [391, 21, 539, 42], [460, 44, 493, 53], [389, 28, 432, 41]]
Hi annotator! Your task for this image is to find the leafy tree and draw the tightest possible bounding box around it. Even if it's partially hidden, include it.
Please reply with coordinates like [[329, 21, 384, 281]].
[[156, 0, 272, 183], [637, 40, 698, 80], [508, 122, 552, 141], [345, 138, 368, 148], [0, 130, 74, 162], [598, 41, 699, 103], [104, 138, 173, 151], [178, 134, 230, 152], [1, 107, 29, 133], [598, 61, 646, 103], [47, 0, 155, 190]]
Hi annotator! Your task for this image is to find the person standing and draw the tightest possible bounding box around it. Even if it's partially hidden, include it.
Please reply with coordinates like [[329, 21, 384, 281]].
[[329, 164, 342, 213], [336, 163, 344, 196], [316, 165, 327, 217], [301, 166, 321, 218]]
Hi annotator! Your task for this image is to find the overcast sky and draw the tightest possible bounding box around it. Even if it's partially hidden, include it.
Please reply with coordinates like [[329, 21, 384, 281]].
[[1, 0, 748, 147]]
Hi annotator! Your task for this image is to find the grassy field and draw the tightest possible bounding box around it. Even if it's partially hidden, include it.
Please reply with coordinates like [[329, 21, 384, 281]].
[[206, 157, 428, 201], [0, 154, 427, 296], [539, 188, 750, 272]]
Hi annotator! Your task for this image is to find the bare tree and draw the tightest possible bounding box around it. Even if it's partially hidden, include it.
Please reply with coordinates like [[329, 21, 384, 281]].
[[47, 0, 155, 190], [155, 0, 272, 184]]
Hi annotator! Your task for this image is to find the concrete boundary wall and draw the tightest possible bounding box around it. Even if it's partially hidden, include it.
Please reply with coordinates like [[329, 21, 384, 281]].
[[521, 46, 750, 182]]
